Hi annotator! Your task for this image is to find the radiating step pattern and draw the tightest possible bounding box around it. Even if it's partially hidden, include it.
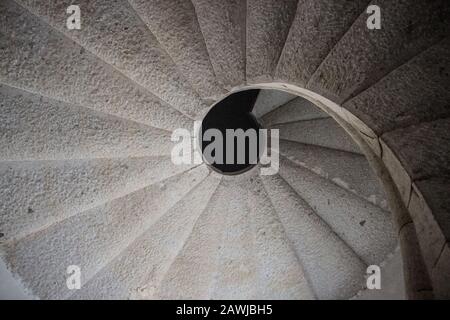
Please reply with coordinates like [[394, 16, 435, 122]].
[[127, 0, 225, 100], [71, 171, 221, 300], [0, 84, 173, 161], [260, 174, 367, 299], [344, 37, 450, 135], [247, 177, 315, 299], [275, 0, 368, 86], [15, 0, 207, 119], [192, 0, 246, 90], [278, 157, 397, 265], [0, 0, 190, 131], [272, 118, 362, 154], [382, 118, 450, 181], [3, 165, 209, 299], [0, 0, 415, 300], [154, 178, 227, 299], [260, 97, 330, 127], [246, 0, 298, 82], [207, 176, 257, 299], [0, 157, 193, 242], [307, 0, 450, 103], [278, 139, 387, 209]]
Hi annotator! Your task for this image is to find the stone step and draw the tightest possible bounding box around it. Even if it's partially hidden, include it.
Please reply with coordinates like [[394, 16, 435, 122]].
[[192, 0, 246, 90], [127, 0, 225, 100], [307, 0, 450, 104], [0, 84, 174, 161], [344, 37, 450, 136], [206, 177, 258, 299], [0, 0, 191, 131], [71, 173, 221, 299], [3, 165, 209, 299], [0, 158, 194, 242], [246, 0, 298, 83], [15, 0, 207, 119], [260, 173, 366, 299], [252, 89, 297, 119], [247, 177, 315, 299], [352, 248, 405, 300], [278, 157, 397, 265], [279, 139, 387, 209], [260, 97, 329, 127], [154, 179, 227, 299], [382, 118, 450, 181], [272, 118, 362, 154], [275, 0, 367, 87]]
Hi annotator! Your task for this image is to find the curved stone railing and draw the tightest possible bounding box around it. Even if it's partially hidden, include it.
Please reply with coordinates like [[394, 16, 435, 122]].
[[227, 82, 449, 299]]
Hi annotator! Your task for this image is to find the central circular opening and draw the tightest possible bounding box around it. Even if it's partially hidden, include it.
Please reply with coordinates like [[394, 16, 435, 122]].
[[201, 89, 262, 175]]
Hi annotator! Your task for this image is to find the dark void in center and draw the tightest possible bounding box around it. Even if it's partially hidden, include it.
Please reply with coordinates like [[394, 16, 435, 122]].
[[201, 89, 262, 175]]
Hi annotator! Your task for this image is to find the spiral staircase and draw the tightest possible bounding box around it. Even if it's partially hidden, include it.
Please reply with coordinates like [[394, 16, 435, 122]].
[[0, 0, 449, 300]]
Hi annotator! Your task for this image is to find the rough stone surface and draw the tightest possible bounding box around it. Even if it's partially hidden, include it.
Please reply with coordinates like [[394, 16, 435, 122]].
[[340, 108, 383, 157], [432, 243, 450, 299], [261, 174, 366, 299], [261, 97, 329, 127], [353, 248, 406, 300], [409, 182, 447, 272], [307, 0, 450, 104], [253, 89, 297, 118], [1, 0, 433, 299], [345, 38, 450, 135], [273, 118, 362, 154], [3, 166, 209, 299], [381, 118, 450, 180], [399, 223, 434, 299], [15, 0, 207, 119], [71, 172, 221, 299], [0, 157, 193, 242], [279, 157, 397, 265], [195, 177, 257, 299], [0, 259, 34, 299], [155, 180, 228, 299], [279, 139, 388, 209], [247, 177, 315, 299], [192, 0, 246, 90], [0, 85, 173, 160], [381, 116, 450, 247], [379, 139, 413, 205], [158, 174, 315, 299], [128, 0, 225, 100], [0, 0, 191, 131], [413, 178, 450, 243], [275, 0, 367, 87], [246, 0, 298, 82]]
